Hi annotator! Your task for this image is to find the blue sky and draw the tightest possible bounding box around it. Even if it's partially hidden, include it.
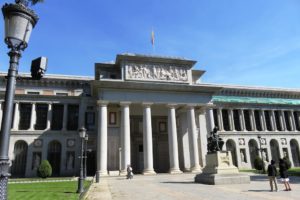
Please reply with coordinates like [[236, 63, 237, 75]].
[[1, 0, 300, 88]]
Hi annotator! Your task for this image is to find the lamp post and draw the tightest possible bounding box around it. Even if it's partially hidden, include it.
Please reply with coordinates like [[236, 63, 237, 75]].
[[1, 1, 38, 199], [257, 135, 266, 173], [77, 127, 86, 193], [83, 134, 88, 179]]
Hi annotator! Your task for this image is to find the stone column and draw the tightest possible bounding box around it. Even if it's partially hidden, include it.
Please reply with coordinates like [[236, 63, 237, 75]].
[[208, 108, 215, 131], [217, 108, 224, 131], [259, 110, 266, 131], [228, 109, 235, 131], [142, 103, 156, 175], [250, 109, 257, 131], [187, 105, 201, 172], [270, 110, 277, 131], [12, 102, 20, 130], [46, 103, 52, 130], [96, 101, 108, 181], [289, 110, 296, 131], [239, 109, 246, 131], [167, 104, 182, 174], [29, 103, 36, 130], [120, 102, 131, 173], [62, 103, 68, 131], [280, 110, 287, 131]]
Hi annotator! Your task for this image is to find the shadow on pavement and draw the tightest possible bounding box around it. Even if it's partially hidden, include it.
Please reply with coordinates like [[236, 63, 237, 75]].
[[161, 181, 196, 184], [248, 189, 272, 192]]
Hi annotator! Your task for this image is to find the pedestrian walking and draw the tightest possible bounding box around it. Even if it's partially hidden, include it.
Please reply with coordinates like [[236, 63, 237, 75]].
[[126, 164, 133, 179], [279, 158, 292, 191], [267, 160, 278, 192]]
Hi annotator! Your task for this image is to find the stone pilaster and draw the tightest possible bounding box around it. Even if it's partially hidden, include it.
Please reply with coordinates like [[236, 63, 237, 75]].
[[62, 103, 68, 131], [250, 109, 256, 131], [217, 108, 224, 131], [228, 109, 235, 131]]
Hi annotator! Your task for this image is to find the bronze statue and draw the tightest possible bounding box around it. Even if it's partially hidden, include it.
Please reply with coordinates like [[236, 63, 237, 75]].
[[207, 127, 224, 153]]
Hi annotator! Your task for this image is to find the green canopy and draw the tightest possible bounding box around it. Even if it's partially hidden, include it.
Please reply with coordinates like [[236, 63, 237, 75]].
[[212, 96, 300, 105]]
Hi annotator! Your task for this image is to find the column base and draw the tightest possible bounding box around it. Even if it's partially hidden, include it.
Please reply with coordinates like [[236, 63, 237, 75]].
[[96, 170, 108, 182], [190, 165, 202, 173], [169, 168, 183, 174], [142, 169, 156, 175]]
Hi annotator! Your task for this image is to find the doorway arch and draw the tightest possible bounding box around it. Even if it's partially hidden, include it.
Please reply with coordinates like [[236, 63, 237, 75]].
[[226, 139, 237, 167], [270, 139, 280, 164], [48, 140, 62, 176], [290, 139, 300, 167], [11, 140, 28, 177], [248, 139, 258, 168]]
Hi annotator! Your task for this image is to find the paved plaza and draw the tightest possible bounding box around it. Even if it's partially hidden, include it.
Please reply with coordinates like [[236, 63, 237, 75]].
[[86, 173, 300, 200]]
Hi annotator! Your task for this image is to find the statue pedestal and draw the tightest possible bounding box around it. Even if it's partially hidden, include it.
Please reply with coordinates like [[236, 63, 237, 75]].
[[195, 151, 250, 185]]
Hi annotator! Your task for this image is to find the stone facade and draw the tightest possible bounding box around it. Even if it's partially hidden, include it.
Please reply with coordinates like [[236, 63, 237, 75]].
[[0, 53, 300, 177]]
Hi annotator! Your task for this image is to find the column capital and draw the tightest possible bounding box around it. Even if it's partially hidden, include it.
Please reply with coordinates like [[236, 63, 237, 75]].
[[167, 104, 177, 109], [120, 101, 131, 107], [142, 102, 153, 107], [97, 100, 109, 106], [186, 104, 197, 108]]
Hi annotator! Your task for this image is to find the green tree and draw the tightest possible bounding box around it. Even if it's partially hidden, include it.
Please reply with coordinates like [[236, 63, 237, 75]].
[[254, 156, 264, 171], [37, 160, 52, 178]]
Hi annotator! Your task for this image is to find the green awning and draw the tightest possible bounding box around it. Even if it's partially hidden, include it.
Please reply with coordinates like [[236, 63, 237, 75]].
[[212, 96, 300, 105]]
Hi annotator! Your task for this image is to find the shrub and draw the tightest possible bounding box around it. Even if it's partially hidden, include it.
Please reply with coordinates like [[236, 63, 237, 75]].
[[254, 156, 263, 171], [283, 157, 292, 169], [37, 160, 52, 178]]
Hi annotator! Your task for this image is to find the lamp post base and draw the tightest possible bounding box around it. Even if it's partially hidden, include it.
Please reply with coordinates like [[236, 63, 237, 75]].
[[76, 177, 84, 193], [0, 160, 11, 200]]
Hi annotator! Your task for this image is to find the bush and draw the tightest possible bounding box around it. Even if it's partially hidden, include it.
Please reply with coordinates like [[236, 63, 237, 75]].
[[37, 160, 52, 178], [254, 156, 263, 171], [283, 157, 292, 169]]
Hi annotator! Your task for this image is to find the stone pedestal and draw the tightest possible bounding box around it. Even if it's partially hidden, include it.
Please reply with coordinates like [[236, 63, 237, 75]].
[[195, 151, 250, 185]]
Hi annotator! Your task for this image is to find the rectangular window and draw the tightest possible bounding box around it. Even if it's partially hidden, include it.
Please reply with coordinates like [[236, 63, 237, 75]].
[[35, 104, 48, 130], [109, 112, 117, 125], [51, 104, 64, 130], [222, 109, 230, 131], [233, 110, 241, 131], [244, 110, 251, 131], [213, 109, 219, 128], [274, 111, 282, 131], [284, 111, 291, 131], [67, 104, 79, 130], [294, 111, 300, 131], [254, 110, 262, 131], [85, 112, 95, 131], [264, 110, 272, 131], [19, 103, 32, 130]]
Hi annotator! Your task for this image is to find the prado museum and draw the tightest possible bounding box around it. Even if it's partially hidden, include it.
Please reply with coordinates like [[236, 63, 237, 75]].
[[1, 53, 300, 178]]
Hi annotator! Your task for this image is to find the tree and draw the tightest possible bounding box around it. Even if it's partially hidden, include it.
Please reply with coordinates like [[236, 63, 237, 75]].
[[37, 160, 52, 178], [254, 156, 264, 171]]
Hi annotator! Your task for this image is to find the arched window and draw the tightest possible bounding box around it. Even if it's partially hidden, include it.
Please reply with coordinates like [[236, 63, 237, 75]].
[[48, 140, 62, 176]]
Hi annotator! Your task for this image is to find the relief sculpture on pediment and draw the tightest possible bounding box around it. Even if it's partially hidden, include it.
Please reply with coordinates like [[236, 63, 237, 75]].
[[126, 63, 188, 83]]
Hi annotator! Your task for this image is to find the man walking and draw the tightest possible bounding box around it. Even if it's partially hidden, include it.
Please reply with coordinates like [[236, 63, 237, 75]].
[[267, 160, 278, 192]]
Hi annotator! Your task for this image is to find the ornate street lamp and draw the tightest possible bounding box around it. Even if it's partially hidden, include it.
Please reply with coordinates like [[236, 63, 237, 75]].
[[83, 134, 88, 179], [257, 135, 266, 173], [77, 127, 86, 193], [1, 1, 39, 199]]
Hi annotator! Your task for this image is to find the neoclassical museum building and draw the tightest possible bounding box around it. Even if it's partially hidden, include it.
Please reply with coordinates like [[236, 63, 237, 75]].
[[1, 53, 300, 177]]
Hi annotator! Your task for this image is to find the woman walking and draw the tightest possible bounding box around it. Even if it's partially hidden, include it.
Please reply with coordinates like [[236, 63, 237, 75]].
[[279, 158, 291, 191]]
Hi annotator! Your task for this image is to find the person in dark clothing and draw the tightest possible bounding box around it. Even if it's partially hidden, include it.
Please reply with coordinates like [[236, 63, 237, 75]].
[[279, 158, 291, 191], [267, 160, 278, 192]]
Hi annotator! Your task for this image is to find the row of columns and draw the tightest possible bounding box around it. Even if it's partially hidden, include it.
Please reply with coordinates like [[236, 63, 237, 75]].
[[96, 102, 202, 179], [215, 108, 299, 132], [0, 102, 84, 131]]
